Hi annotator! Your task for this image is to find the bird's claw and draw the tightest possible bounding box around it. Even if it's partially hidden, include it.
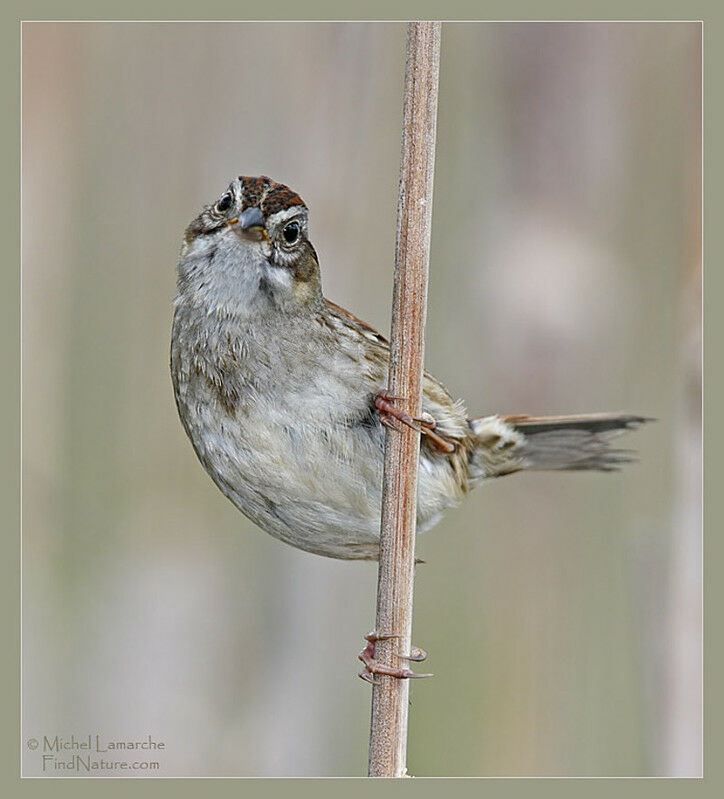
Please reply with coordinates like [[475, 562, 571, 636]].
[[400, 645, 428, 662], [374, 391, 456, 453], [358, 631, 433, 683]]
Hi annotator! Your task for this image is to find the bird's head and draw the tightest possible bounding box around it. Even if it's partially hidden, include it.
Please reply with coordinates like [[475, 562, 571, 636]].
[[178, 176, 322, 316]]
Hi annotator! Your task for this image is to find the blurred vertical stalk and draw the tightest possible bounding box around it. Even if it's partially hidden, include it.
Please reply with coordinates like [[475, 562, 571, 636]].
[[367, 21, 441, 778], [665, 25, 702, 777]]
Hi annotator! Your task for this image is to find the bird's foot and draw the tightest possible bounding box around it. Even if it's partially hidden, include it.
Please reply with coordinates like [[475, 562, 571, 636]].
[[358, 631, 433, 684], [374, 391, 456, 453]]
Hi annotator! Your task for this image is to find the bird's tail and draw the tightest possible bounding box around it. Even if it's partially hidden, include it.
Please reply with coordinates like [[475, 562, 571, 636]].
[[467, 412, 652, 481]]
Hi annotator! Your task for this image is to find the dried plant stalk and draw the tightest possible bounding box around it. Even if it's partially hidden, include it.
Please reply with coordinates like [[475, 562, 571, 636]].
[[367, 21, 441, 779]]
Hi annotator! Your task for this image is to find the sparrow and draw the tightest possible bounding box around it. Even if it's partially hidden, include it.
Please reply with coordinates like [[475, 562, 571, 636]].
[[170, 175, 650, 563]]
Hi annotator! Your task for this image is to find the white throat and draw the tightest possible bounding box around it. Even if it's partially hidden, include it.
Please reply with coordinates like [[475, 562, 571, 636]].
[[176, 230, 292, 321]]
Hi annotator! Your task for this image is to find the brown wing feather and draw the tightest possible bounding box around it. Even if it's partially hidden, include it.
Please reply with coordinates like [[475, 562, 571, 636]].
[[324, 298, 389, 345]]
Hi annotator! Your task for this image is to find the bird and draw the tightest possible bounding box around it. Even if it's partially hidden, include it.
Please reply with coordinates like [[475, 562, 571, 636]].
[[171, 175, 650, 565]]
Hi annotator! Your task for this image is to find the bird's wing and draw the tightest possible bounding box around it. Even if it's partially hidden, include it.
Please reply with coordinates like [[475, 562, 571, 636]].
[[323, 298, 389, 346]]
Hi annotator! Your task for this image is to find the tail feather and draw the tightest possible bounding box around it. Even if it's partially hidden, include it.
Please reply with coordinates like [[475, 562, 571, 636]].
[[468, 413, 653, 479]]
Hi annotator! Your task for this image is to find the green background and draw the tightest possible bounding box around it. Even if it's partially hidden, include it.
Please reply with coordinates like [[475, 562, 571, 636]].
[[6, 7, 709, 788]]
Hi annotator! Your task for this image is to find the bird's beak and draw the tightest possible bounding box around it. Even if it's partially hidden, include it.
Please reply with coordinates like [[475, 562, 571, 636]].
[[229, 206, 268, 241], [239, 206, 264, 230]]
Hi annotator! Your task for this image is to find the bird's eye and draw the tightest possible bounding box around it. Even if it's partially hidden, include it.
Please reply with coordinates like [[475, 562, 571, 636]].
[[216, 193, 233, 213], [282, 221, 300, 245]]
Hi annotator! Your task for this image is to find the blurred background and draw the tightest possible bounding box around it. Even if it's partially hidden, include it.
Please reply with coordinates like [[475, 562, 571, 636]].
[[21, 22, 701, 777]]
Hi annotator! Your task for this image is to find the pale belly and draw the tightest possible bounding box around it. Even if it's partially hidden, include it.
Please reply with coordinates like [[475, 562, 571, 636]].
[[174, 374, 463, 560]]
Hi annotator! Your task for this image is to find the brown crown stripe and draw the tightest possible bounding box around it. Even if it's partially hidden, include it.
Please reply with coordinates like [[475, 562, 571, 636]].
[[261, 184, 306, 216], [239, 175, 271, 210], [238, 175, 306, 216]]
